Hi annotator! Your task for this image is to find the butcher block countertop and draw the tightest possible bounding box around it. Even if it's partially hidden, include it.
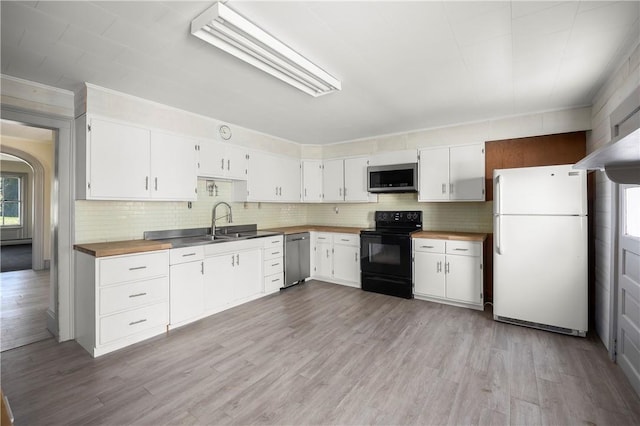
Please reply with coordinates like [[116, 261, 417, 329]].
[[412, 231, 487, 242], [262, 225, 363, 235], [74, 240, 172, 258]]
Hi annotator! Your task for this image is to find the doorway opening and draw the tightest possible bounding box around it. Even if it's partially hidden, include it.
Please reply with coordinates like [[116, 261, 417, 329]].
[[0, 120, 54, 351]]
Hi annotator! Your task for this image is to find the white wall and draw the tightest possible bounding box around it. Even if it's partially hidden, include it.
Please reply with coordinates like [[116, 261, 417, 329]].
[[588, 41, 640, 350]]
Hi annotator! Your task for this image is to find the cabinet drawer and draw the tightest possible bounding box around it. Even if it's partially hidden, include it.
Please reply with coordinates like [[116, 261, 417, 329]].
[[99, 251, 168, 286], [99, 301, 167, 345], [99, 277, 168, 316], [446, 240, 481, 257], [264, 258, 284, 276], [414, 239, 445, 253], [170, 246, 204, 265], [263, 236, 283, 248], [333, 233, 359, 246], [263, 247, 283, 260], [264, 272, 284, 292]]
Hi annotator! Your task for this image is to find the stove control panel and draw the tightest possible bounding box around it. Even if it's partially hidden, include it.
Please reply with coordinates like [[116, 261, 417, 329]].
[[374, 211, 422, 224]]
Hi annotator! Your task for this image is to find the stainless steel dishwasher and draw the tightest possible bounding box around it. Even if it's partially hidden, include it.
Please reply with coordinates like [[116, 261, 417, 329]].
[[284, 232, 310, 288]]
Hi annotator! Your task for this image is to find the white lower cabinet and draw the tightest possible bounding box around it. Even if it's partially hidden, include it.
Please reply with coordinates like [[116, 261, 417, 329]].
[[75, 250, 170, 357], [311, 232, 360, 288], [413, 238, 483, 310], [169, 246, 205, 327], [203, 239, 264, 313]]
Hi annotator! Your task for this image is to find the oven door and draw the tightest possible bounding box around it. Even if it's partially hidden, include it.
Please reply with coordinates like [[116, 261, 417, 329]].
[[360, 232, 412, 279]]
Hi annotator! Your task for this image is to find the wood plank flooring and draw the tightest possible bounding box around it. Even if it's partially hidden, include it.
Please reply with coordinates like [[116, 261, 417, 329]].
[[2, 280, 639, 425], [0, 269, 52, 351]]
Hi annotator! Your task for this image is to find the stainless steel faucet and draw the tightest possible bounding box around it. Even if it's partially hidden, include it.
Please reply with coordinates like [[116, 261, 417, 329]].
[[211, 201, 233, 236]]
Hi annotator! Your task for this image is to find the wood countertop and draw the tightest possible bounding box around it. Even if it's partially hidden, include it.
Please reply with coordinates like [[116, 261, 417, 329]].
[[262, 225, 364, 235], [412, 231, 487, 242], [74, 240, 172, 258], [74, 228, 487, 258]]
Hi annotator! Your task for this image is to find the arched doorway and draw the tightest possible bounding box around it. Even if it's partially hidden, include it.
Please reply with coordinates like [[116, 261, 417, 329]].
[[0, 124, 54, 351], [0, 147, 48, 271]]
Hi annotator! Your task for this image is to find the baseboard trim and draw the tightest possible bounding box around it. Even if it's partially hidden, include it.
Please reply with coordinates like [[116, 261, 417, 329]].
[[0, 239, 32, 246]]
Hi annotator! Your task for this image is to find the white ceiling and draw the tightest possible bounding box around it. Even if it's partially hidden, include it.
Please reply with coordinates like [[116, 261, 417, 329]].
[[1, 1, 639, 144]]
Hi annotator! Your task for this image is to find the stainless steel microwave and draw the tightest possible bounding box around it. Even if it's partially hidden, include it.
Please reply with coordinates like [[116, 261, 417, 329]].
[[367, 163, 418, 193]]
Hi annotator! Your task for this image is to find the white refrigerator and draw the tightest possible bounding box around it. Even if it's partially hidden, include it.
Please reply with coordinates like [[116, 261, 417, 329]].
[[493, 164, 588, 336]]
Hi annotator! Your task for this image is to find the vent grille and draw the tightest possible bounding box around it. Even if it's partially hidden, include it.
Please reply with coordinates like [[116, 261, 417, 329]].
[[494, 315, 586, 337]]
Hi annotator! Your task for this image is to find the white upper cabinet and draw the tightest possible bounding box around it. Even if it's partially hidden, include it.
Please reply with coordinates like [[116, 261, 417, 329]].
[[198, 139, 248, 181], [301, 160, 323, 202], [150, 131, 198, 201], [76, 115, 197, 201], [418, 143, 485, 202], [322, 157, 371, 202], [344, 157, 370, 202], [322, 159, 345, 202], [236, 150, 301, 202]]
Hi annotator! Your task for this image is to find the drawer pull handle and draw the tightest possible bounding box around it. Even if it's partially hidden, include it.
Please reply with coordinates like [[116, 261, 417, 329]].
[[272, 240, 280, 244], [129, 319, 147, 326], [341, 239, 350, 242], [129, 292, 147, 298], [182, 253, 197, 257], [272, 263, 280, 267], [454, 248, 469, 251], [421, 245, 434, 248], [271, 278, 280, 282], [271, 251, 281, 255], [129, 266, 147, 271]]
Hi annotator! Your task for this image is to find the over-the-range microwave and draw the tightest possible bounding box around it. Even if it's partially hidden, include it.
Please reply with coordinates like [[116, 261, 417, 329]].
[[367, 163, 418, 193]]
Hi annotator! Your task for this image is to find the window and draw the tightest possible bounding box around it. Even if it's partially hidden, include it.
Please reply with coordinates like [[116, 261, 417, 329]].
[[0, 174, 23, 227], [624, 185, 640, 238]]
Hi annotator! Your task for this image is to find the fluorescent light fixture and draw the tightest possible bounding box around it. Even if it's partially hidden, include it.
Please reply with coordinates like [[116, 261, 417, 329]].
[[191, 2, 341, 97]]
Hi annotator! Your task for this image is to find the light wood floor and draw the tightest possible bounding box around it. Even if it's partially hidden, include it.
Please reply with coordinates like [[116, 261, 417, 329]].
[[2, 281, 639, 425], [0, 269, 52, 352]]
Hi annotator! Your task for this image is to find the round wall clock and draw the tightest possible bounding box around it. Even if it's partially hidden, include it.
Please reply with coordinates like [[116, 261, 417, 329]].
[[219, 125, 232, 140]]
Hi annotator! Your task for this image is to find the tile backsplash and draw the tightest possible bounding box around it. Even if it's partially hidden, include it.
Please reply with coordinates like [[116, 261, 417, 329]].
[[75, 181, 492, 243]]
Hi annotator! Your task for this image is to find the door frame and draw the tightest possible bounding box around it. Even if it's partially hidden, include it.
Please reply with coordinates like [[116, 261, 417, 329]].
[[0, 106, 75, 342], [613, 183, 640, 395]]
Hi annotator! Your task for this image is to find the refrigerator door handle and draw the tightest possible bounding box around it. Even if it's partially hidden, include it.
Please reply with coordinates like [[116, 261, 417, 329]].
[[495, 174, 502, 215], [495, 215, 502, 255]]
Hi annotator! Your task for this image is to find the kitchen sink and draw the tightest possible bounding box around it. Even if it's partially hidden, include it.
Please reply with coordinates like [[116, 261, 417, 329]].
[[144, 226, 282, 248]]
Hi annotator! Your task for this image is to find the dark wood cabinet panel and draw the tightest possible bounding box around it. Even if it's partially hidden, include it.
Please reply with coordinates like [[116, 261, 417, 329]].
[[485, 131, 586, 201]]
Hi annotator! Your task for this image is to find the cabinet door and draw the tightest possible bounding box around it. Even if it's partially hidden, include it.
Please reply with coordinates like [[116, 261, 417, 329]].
[[150, 132, 197, 201], [333, 244, 360, 284], [413, 252, 446, 297], [302, 160, 323, 202], [224, 144, 248, 180], [197, 139, 225, 178], [247, 151, 277, 201], [446, 255, 482, 304], [323, 159, 344, 202], [89, 118, 150, 199], [449, 144, 485, 201], [344, 157, 369, 202], [170, 261, 204, 325], [315, 239, 333, 278], [279, 156, 301, 202], [234, 249, 262, 300], [418, 147, 449, 201], [204, 254, 234, 311]]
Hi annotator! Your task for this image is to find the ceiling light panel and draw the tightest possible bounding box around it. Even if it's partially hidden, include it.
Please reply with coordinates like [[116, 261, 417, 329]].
[[191, 2, 341, 97]]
